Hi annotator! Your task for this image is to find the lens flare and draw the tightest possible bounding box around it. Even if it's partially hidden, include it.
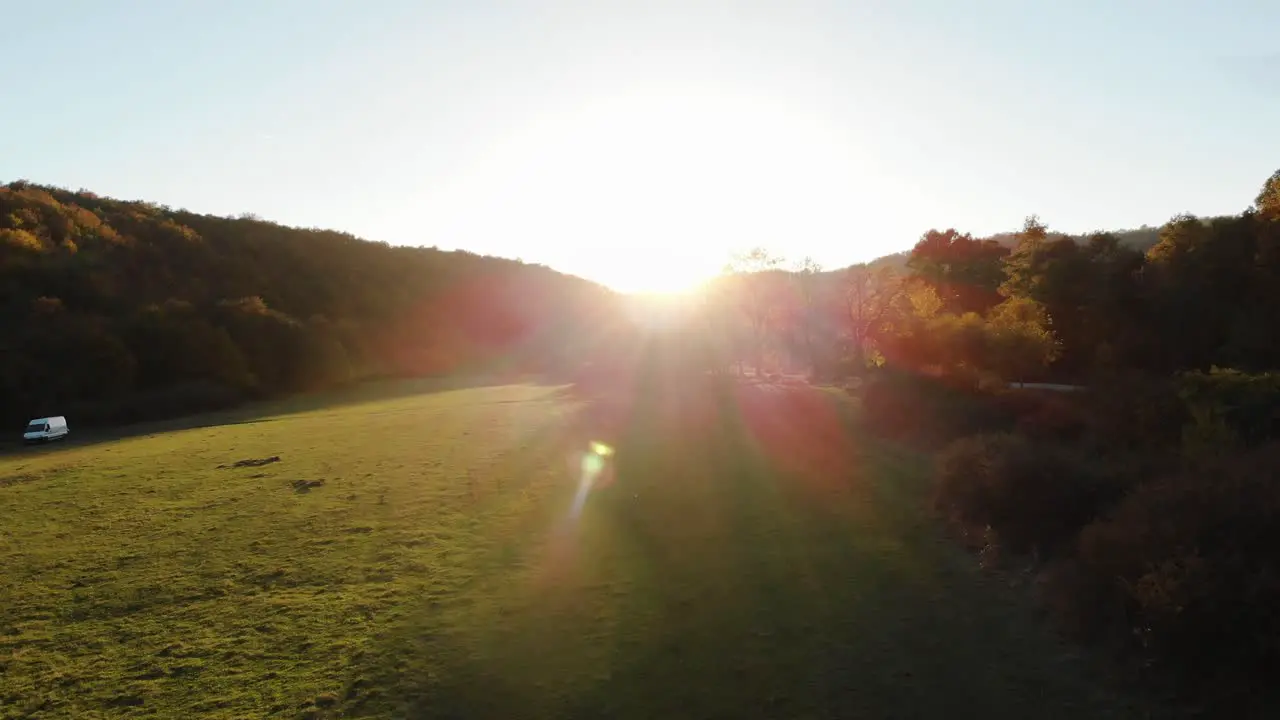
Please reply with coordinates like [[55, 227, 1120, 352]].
[[569, 441, 614, 519]]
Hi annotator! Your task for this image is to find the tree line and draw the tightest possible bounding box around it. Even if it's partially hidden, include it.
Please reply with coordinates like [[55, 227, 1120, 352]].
[[702, 167, 1280, 386], [5, 168, 1279, 429]]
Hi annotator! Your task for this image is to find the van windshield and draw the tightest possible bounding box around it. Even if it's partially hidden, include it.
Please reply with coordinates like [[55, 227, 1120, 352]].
[[25, 423, 46, 432]]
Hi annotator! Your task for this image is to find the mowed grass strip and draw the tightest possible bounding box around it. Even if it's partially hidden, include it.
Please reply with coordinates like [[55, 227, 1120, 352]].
[[2, 379, 1146, 719], [0, 383, 580, 718]]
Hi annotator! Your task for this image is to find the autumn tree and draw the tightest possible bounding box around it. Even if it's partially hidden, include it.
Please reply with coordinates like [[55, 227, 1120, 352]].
[[986, 297, 1060, 384], [907, 228, 1008, 314], [1255, 168, 1280, 220], [999, 215, 1051, 299], [846, 264, 904, 372]]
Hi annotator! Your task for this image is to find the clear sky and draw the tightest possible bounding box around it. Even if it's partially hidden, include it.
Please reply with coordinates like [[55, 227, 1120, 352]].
[[3, 1, 1278, 291]]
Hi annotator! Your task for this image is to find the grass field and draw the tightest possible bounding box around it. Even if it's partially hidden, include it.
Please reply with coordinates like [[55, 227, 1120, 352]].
[[1, 376, 1145, 719]]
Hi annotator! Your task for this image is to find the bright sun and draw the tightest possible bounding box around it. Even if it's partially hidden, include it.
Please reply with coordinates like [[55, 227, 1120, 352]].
[[433, 83, 864, 294], [603, 253, 714, 295]]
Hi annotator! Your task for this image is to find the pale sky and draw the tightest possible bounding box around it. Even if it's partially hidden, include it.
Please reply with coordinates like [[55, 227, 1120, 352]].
[[3, 1, 1278, 291]]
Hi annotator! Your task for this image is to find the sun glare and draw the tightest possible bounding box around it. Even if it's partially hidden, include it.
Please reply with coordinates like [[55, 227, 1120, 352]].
[[434, 83, 867, 294], [603, 254, 713, 295]]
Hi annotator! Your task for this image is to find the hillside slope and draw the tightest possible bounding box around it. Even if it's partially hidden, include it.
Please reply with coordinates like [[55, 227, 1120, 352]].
[[0, 182, 618, 427]]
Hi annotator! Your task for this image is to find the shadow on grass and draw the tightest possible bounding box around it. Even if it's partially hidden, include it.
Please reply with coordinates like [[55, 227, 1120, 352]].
[[348, 371, 1144, 719], [0, 374, 536, 458]]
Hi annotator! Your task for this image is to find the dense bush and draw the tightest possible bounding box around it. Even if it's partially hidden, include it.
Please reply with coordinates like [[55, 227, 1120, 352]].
[[860, 370, 1017, 445], [934, 433, 1133, 557], [1051, 444, 1280, 706], [1077, 372, 1187, 452], [859, 368, 1097, 449], [935, 367, 1280, 709], [1177, 368, 1280, 457], [995, 390, 1091, 443]]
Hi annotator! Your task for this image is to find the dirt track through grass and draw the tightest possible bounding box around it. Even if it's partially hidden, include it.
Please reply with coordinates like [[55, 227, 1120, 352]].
[[1, 380, 1142, 718]]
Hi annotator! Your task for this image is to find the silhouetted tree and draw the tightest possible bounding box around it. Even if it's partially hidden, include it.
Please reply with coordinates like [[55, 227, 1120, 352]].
[[724, 248, 787, 376]]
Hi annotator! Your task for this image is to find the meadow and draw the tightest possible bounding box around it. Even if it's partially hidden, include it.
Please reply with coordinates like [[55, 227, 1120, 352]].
[[1, 377, 1145, 719]]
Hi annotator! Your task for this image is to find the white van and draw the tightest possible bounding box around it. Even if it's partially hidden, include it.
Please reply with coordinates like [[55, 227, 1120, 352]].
[[23, 416, 69, 444]]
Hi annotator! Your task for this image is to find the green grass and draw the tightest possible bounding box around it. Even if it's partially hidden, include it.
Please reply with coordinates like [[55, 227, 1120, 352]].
[[1, 378, 1144, 718]]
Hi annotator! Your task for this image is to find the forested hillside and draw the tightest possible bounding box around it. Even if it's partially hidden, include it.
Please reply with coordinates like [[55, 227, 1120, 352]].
[[0, 182, 617, 426]]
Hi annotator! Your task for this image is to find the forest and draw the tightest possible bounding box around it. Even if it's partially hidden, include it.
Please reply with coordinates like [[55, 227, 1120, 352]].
[[0, 181, 618, 426], [4, 169, 1280, 710]]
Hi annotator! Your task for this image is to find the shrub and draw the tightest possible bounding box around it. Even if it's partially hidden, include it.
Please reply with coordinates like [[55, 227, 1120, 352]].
[[1002, 391, 1090, 443], [1078, 372, 1186, 452], [934, 433, 1132, 557], [1177, 368, 1280, 458], [1058, 444, 1280, 704], [861, 369, 1016, 445]]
